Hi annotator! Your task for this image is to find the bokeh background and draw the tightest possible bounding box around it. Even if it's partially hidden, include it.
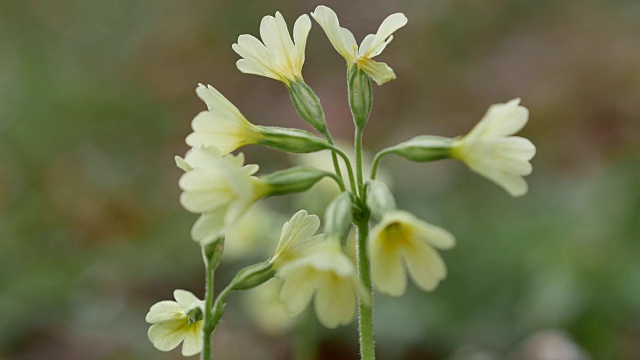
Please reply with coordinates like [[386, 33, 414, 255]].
[[1, 0, 639, 359]]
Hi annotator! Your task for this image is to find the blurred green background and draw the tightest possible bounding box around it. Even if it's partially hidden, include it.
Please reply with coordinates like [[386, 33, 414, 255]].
[[1, 0, 639, 359]]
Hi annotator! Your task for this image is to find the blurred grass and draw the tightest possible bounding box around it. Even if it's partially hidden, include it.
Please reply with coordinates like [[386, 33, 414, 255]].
[[1, 0, 639, 359]]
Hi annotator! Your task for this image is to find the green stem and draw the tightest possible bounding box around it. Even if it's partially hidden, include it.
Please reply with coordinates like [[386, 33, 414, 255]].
[[355, 215, 374, 360], [355, 126, 365, 197], [201, 241, 223, 360], [370, 150, 390, 181], [331, 146, 357, 195], [322, 131, 346, 192]]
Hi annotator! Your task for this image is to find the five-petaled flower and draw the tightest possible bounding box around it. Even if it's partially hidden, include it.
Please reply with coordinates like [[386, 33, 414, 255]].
[[186, 84, 262, 155], [146, 290, 204, 357], [451, 98, 536, 197], [369, 210, 455, 297], [311, 5, 407, 85], [176, 147, 269, 245], [233, 11, 311, 86]]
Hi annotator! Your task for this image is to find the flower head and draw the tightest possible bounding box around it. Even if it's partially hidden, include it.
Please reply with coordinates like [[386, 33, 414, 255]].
[[146, 290, 204, 357], [451, 98, 536, 197], [176, 147, 268, 244], [271, 210, 323, 268], [311, 6, 407, 85], [277, 241, 368, 328], [370, 210, 455, 297], [186, 84, 263, 154], [233, 12, 311, 86]]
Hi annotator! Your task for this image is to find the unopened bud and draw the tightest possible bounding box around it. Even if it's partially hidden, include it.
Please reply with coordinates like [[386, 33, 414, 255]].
[[323, 192, 353, 239], [366, 180, 396, 220]]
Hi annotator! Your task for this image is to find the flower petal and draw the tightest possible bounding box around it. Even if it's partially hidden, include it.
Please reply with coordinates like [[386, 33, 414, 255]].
[[292, 14, 312, 74], [402, 239, 447, 292], [370, 222, 407, 297], [191, 209, 226, 244], [173, 289, 200, 308], [315, 273, 356, 328], [146, 301, 183, 323], [180, 321, 203, 356], [358, 13, 407, 58], [279, 265, 317, 315], [148, 320, 187, 352], [467, 98, 529, 139], [356, 58, 396, 85], [311, 6, 357, 63]]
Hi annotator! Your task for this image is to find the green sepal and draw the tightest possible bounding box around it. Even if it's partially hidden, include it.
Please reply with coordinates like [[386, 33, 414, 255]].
[[228, 262, 275, 291], [261, 166, 335, 196], [348, 66, 373, 129], [257, 126, 332, 153], [287, 80, 328, 135], [383, 136, 453, 162]]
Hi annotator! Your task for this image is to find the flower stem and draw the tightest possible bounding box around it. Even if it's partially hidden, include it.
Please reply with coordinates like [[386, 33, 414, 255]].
[[355, 126, 365, 197], [201, 241, 224, 360], [355, 215, 374, 360]]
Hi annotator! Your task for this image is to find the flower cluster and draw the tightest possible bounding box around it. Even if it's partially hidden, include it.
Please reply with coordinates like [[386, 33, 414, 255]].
[[146, 5, 536, 359]]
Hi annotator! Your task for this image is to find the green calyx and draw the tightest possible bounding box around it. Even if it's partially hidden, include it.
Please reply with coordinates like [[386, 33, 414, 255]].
[[287, 80, 328, 135], [348, 66, 373, 129], [384, 136, 453, 163], [261, 166, 336, 196], [257, 126, 332, 153]]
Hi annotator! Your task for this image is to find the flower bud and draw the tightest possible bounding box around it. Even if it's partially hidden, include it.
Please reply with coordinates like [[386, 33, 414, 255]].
[[366, 180, 396, 220], [261, 167, 334, 196], [348, 66, 373, 129], [384, 136, 453, 163], [323, 192, 353, 239], [229, 262, 276, 291], [257, 126, 332, 153], [287, 80, 328, 134]]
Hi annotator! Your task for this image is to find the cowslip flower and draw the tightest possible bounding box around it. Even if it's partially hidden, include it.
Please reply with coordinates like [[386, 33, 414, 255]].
[[233, 12, 311, 86], [146, 290, 204, 357], [369, 210, 455, 297], [176, 147, 269, 245], [311, 5, 407, 85], [277, 240, 368, 328], [451, 98, 536, 197], [186, 84, 262, 154]]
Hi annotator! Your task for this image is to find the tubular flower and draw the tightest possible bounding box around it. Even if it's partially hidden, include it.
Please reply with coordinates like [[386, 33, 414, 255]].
[[311, 5, 407, 85], [146, 290, 204, 357], [176, 147, 269, 245], [186, 84, 262, 154], [277, 241, 368, 328], [451, 98, 536, 197], [369, 210, 455, 297], [270, 210, 323, 268], [233, 12, 311, 86]]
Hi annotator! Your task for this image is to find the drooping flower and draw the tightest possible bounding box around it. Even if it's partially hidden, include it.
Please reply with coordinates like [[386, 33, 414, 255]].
[[451, 98, 536, 197], [270, 210, 323, 268], [146, 290, 204, 357], [176, 147, 269, 245], [311, 5, 407, 85], [369, 210, 455, 297], [277, 240, 368, 328], [186, 84, 262, 154], [233, 12, 311, 86]]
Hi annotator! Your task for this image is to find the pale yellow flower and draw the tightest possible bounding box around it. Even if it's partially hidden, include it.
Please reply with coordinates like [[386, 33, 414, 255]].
[[277, 241, 368, 328], [233, 12, 311, 85], [451, 98, 536, 197], [146, 290, 204, 357], [186, 84, 262, 154], [270, 210, 323, 268], [311, 5, 407, 85], [370, 210, 455, 297], [176, 147, 268, 245]]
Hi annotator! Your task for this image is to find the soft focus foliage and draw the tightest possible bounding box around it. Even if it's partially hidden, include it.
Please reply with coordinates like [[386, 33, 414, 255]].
[[1, 0, 639, 359]]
